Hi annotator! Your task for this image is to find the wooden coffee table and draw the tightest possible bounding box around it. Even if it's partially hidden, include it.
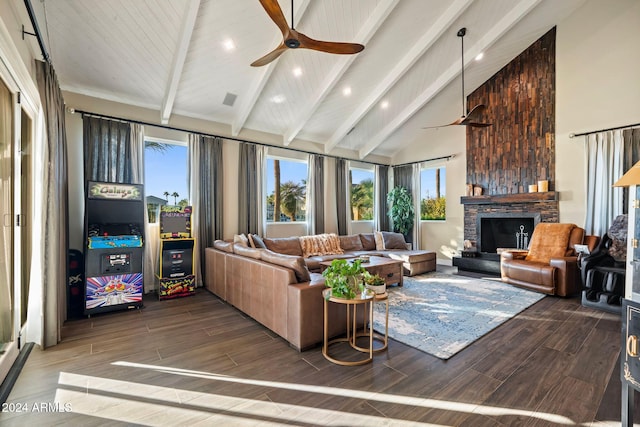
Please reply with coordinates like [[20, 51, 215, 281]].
[[320, 256, 403, 287]]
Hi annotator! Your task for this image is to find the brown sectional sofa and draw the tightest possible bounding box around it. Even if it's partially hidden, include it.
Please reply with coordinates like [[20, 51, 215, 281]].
[[205, 232, 436, 351]]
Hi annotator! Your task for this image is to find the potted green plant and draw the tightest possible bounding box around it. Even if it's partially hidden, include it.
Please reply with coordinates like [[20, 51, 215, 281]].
[[363, 272, 386, 294], [387, 186, 415, 237], [322, 259, 366, 299]]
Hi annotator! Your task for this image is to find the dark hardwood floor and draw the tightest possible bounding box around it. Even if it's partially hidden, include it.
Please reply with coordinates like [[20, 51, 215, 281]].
[[0, 268, 632, 426]]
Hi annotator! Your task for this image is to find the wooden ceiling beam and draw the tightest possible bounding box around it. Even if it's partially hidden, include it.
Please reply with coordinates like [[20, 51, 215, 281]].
[[160, 0, 201, 124], [323, 0, 475, 154], [358, 0, 543, 159]]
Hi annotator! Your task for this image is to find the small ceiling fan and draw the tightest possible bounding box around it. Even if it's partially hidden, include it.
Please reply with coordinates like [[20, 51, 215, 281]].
[[423, 27, 492, 129], [251, 0, 365, 67]]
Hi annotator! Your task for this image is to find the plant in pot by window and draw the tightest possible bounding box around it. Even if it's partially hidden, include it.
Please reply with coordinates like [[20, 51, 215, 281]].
[[322, 259, 367, 299], [387, 186, 415, 239], [363, 271, 386, 294]]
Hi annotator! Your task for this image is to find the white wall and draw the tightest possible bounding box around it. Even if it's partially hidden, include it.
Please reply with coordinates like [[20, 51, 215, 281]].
[[556, 0, 640, 226]]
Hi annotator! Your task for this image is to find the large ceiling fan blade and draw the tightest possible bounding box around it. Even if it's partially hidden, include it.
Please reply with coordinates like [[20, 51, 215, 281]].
[[465, 104, 486, 119], [298, 32, 364, 55], [251, 43, 288, 67], [258, 0, 290, 37], [422, 123, 455, 130], [465, 122, 493, 128]]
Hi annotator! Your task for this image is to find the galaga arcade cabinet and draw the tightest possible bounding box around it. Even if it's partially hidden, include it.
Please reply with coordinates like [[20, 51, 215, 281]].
[[157, 205, 195, 300], [84, 181, 144, 315]]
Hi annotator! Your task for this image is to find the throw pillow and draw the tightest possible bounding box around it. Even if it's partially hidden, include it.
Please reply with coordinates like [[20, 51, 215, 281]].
[[251, 234, 267, 249], [382, 231, 408, 250], [374, 231, 385, 250], [359, 233, 376, 251], [233, 234, 249, 247]]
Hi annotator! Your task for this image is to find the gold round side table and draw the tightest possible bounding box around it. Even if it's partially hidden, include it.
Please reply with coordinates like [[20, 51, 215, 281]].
[[354, 291, 388, 353], [322, 289, 374, 366]]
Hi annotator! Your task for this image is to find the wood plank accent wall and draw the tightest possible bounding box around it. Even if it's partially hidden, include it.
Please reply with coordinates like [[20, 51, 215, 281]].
[[466, 27, 556, 195], [462, 28, 558, 244]]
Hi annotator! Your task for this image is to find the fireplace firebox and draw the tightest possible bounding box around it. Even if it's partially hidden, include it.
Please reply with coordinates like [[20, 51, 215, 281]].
[[477, 213, 540, 254]]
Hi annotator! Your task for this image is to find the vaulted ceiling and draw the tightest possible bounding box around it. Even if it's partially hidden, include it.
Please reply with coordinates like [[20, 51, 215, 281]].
[[30, 0, 585, 160]]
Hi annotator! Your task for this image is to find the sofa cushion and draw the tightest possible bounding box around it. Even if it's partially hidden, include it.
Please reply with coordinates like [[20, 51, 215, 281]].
[[261, 249, 311, 283], [339, 234, 364, 251], [359, 233, 376, 250], [387, 250, 436, 263], [213, 240, 234, 253], [233, 244, 263, 259], [299, 233, 343, 257], [382, 231, 408, 250], [263, 236, 303, 256]]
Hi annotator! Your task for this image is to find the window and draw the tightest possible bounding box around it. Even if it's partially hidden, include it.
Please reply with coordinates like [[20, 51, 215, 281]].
[[144, 140, 189, 223], [420, 166, 446, 220], [266, 156, 308, 222], [350, 166, 374, 221]]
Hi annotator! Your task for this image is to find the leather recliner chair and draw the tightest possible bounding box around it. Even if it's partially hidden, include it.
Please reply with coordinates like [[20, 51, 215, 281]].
[[500, 223, 585, 296]]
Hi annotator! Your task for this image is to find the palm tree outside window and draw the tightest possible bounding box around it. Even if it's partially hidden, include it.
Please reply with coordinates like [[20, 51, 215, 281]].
[[266, 156, 308, 222]]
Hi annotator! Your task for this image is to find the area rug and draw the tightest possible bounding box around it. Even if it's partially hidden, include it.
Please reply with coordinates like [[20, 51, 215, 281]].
[[372, 272, 545, 359]]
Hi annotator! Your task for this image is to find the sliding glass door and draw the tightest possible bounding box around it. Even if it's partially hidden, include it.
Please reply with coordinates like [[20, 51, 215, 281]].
[[0, 73, 31, 383], [0, 76, 16, 380]]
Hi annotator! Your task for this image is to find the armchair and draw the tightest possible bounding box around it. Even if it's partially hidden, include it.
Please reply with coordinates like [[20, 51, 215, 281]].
[[500, 223, 585, 296]]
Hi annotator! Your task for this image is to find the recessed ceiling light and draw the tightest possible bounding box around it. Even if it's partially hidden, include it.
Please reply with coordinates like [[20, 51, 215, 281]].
[[293, 67, 303, 77], [271, 94, 286, 104], [343, 86, 352, 96], [223, 39, 236, 51], [475, 52, 484, 61], [380, 100, 389, 109]]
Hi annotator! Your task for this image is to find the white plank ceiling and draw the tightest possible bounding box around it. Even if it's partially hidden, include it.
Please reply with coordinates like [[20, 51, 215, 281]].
[[31, 0, 585, 160]]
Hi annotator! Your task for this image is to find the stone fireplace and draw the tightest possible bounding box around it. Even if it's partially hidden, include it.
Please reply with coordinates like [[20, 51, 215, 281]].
[[454, 192, 559, 274]]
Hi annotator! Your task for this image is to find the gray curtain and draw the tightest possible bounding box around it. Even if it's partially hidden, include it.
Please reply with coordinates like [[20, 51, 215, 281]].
[[189, 135, 223, 285], [238, 142, 260, 234], [308, 154, 325, 235], [622, 128, 640, 213], [36, 60, 69, 348], [83, 116, 132, 183], [375, 165, 390, 231], [335, 158, 349, 235]]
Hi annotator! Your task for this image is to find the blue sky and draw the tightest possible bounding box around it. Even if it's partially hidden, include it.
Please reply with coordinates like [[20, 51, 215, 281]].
[[421, 168, 446, 199], [266, 158, 308, 194], [144, 144, 188, 203]]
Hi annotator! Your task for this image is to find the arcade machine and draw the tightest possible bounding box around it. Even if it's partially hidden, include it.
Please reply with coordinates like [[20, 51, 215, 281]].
[[84, 181, 144, 315], [157, 205, 195, 300]]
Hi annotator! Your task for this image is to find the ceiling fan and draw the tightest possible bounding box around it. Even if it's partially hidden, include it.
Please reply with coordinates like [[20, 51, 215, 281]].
[[251, 0, 365, 67], [423, 27, 492, 129]]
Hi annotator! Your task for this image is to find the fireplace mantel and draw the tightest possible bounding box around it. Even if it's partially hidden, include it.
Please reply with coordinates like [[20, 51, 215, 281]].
[[460, 191, 558, 205]]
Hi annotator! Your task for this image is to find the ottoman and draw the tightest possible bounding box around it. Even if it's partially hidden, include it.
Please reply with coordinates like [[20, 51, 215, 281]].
[[387, 250, 436, 276]]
